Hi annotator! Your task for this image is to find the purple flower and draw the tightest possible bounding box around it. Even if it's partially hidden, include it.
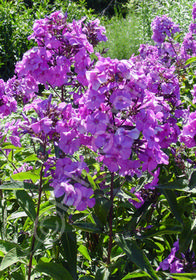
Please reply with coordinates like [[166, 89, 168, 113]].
[[180, 112, 196, 148], [151, 15, 180, 44], [193, 2, 196, 21]]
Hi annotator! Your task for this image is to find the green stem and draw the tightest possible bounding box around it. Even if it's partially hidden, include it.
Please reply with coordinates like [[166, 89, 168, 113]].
[[27, 164, 44, 280], [0, 148, 19, 173], [28, 139, 46, 280], [107, 172, 114, 265]]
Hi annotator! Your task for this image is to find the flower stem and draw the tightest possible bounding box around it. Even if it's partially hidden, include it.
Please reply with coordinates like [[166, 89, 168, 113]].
[[27, 164, 43, 280], [107, 172, 114, 265]]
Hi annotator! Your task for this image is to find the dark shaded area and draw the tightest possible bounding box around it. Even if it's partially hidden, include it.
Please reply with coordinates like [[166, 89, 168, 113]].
[[84, 0, 129, 17]]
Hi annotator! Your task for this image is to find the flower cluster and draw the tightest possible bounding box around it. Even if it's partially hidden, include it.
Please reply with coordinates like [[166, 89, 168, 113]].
[[0, 79, 17, 117], [157, 240, 196, 273], [2, 3, 196, 213], [15, 11, 107, 89], [50, 157, 95, 211], [151, 15, 180, 44]]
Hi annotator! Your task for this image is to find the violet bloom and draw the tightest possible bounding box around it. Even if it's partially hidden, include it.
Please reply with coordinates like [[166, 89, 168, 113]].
[[129, 187, 144, 208], [193, 2, 196, 21], [157, 240, 184, 273], [86, 111, 108, 134], [179, 112, 196, 148], [151, 15, 180, 44], [73, 183, 95, 211]]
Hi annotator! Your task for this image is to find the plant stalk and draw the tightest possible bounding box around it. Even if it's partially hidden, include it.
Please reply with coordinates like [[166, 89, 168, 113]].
[[107, 172, 114, 265], [27, 164, 44, 280]]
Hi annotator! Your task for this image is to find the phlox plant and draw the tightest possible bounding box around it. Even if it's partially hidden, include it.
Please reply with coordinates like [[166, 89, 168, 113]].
[[1, 4, 196, 280]]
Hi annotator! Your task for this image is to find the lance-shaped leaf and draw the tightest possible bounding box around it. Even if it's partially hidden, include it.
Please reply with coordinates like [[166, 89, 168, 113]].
[[15, 190, 36, 221], [36, 260, 74, 280], [117, 236, 160, 280], [0, 247, 26, 271], [162, 190, 183, 224]]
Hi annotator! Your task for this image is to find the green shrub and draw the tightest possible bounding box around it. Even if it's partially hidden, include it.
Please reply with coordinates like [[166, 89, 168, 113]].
[[97, 13, 142, 60]]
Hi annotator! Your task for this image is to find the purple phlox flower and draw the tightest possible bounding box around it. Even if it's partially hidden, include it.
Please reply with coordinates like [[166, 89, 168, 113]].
[[129, 187, 145, 208], [15, 47, 51, 82], [112, 128, 140, 160], [181, 32, 196, 59], [85, 70, 102, 91], [157, 240, 184, 273], [151, 15, 180, 44], [191, 84, 196, 104], [0, 94, 17, 117], [193, 2, 196, 21], [179, 112, 196, 148], [82, 18, 107, 47], [9, 135, 21, 148], [5, 75, 38, 104], [139, 44, 159, 59], [144, 168, 160, 190], [189, 22, 196, 34], [13, 163, 33, 174], [86, 111, 108, 134], [157, 122, 181, 149], [84, 89, 105, 110], [139, 146, 168, 172], [102, 153, 120, 172], [73, 183, 95, 211], [59, 130, 80, 155], [31, 117, 53, 135], [0, 79, 5, 96], [92, 132, 114, 154], [110, 89, 132, 110]]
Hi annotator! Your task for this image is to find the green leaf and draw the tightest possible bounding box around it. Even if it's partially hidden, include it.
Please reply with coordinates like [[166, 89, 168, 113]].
[[117, 236, 159, 280], [8, 211, 27, 220], [95, 267, 110, 280], [87, 173, 97, 189], [11, 168, 41, 183], [78, 245, 91, 261], [136, 224, 182, 239], [162, 190, 183, 224], [60, 232, 77, 280], [36, 260, 74, 280], [94, 197, 112, 225], [179, 220, 193, 253], [170, 273, 196, 280], [188, 171, 196, 189], [156, 179, 196, 193], [0, 247, 26, 271], [15, 190, 36, 221], [73, 222, 102, 233], [22, 154, 38, 163], [80, 277, 95, 280], [122, 271, 150, 279], [185, 57, 196, 65], [0, 181, 36, 190], [11, 270, 25, 280], [39, 216, 73, 232], [0, 240, 23, 255], [127, 202, 151, 231]]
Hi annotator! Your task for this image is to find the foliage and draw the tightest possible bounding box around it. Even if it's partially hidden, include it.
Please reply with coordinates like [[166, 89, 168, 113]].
[[96, 13, 142, 59]]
